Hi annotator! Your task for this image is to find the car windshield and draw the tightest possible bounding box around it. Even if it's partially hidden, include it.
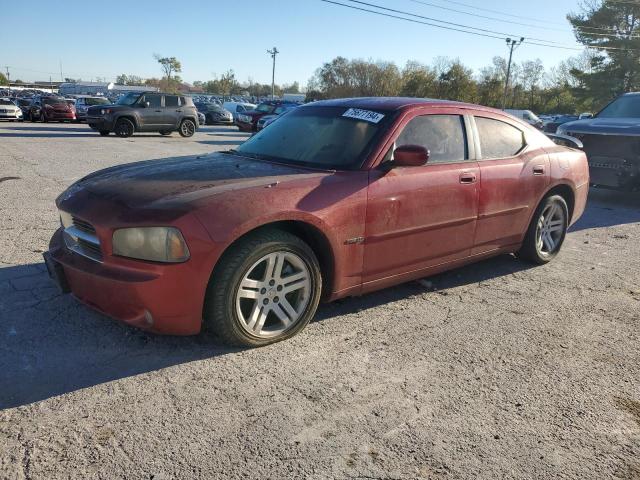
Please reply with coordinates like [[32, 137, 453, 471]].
[[116, 93, 142, 106], [598, 95, 640, 118], [234, 106, 391, 169], [256, 103, 274, 113], [85, 97, 110, 106], [43, 98, 66, 105]]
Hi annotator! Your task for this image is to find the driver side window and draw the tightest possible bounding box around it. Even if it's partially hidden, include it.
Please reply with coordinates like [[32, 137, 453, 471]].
[[391, 114, 468, 164]]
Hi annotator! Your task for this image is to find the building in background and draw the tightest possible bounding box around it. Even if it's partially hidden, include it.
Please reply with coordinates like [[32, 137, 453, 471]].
[[58, 82, 157, 96]]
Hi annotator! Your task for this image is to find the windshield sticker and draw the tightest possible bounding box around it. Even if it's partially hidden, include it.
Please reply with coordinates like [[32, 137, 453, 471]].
[[342, 108, 385, 124]]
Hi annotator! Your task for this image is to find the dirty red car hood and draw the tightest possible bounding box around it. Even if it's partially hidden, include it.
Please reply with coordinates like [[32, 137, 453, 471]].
[[57, 152, 323, 211]]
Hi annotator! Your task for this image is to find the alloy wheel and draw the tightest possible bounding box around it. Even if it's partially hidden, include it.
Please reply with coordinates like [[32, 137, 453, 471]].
[[180, 120, 195, 137], [235, 251, 311, 338], [536, 201, 566, 255]]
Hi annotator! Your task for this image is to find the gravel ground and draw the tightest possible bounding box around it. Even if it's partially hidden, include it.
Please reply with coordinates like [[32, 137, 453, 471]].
[[0, 121, 639, 480]]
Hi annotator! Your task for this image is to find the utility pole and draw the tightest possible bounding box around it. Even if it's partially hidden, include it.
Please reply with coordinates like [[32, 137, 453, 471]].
[[4, 66, 9, 83], [267, 47, 279, 100], [501, 37, 524, 110]]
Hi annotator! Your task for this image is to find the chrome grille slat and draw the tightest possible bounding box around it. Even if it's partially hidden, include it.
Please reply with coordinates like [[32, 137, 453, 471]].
[[63, 216, 103, 262]]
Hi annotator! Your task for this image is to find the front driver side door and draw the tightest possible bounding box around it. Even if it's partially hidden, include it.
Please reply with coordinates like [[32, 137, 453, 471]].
[[363, 110, 479, 288], [137, 93, 164, 130]]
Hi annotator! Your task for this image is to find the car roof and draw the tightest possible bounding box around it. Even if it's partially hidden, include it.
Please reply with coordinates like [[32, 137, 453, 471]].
[[307, 97, 503, 114]]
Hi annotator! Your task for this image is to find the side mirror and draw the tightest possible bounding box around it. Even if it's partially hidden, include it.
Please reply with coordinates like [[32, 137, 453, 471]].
[[546, 133, 583, 150], [140, 101, 150, 108], [393, 145, 430, 167], [579, 112, 593, 120]]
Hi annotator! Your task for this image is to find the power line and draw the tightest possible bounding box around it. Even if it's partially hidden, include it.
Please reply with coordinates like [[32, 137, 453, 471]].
[[415, 0, 640, 36], [341, 0, 568, 45], [319, 0, 640, 52]]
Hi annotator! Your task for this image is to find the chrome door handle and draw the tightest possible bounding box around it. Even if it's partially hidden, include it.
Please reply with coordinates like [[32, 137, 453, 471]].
[[533, 165, 545, 175]]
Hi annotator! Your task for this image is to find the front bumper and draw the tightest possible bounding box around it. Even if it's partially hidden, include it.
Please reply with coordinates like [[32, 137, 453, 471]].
[[87, 115, 115, 131], [45, 227, 210, 335], [235, 120, 254, 132]]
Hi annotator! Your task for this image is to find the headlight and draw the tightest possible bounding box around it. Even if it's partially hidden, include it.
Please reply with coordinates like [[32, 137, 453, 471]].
[[112, 227, 190, 263], [238, 114, 251, 122], [60, 210, 73, 228], [100, 108, 112, 115]]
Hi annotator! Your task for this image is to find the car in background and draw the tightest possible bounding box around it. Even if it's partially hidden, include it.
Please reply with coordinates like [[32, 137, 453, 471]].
[[542, 114, 579, 133], [75, 96, 111, 121], [236, 101, 296, 132], [559, 92, 640, 190], [29, 96, 76, 122], [45, 97, 588, 347], [505, 109, 543, 129], [223, 102, 256, 121], [194, 102, 233, 125], [197, 111, 206, 126], [13, 98, 32, 119], [0, 98, 23, 121], [86, 92, 199, 138], [256, 103, 299, 131]]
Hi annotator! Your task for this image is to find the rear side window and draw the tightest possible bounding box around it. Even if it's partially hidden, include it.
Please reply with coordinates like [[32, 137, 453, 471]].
[[165, 95, 179, 107], [396, 115, 467, 163], [475, 117, 525, 159]]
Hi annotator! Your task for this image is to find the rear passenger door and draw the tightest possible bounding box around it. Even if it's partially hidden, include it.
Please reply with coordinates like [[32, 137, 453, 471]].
[[163, 95, 182, 128], [471, 114, 550, 254], [364, 110, 480, 285]]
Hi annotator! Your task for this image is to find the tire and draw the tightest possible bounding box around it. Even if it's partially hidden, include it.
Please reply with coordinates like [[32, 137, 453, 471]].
[[159, 130, 172, 136], [518, 194, 569, 264], [99, 131, 110, 136], [204, 229, 322, 347], [178, 119, 196, 137], [114, 118, 134, 138]]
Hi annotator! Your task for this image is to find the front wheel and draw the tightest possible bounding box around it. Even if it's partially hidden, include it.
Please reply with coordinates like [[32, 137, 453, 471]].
[[205, 229, 322, 347], [518, 194, 569, 264], [178, 119, 196, 137], [114, 118, 134, 138]]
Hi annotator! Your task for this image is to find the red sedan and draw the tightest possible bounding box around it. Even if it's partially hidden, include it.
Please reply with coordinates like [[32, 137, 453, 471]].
[[44, 98, 589, 346]]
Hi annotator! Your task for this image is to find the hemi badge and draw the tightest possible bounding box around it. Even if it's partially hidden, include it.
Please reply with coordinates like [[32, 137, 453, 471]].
[[344, 237, 365, 245]]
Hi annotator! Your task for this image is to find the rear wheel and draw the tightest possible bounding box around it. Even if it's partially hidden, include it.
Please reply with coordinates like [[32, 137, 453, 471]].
[[205, 229, 322, 347], [114, 118, 134, 138], [178, 119, 196, 137], [518, 194, 569, 264]]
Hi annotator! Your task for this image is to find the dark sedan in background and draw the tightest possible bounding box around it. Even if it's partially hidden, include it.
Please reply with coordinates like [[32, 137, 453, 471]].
[[194, 103, 233, 125], [559, 92, 640, 190]]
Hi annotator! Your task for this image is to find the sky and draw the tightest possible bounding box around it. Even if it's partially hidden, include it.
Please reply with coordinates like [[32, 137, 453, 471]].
[[2, 0, 586, 87]]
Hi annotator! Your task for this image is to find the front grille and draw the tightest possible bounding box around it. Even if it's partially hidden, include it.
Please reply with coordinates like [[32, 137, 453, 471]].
[[63, 217, 102, 262], [72, 216, 96, 235]]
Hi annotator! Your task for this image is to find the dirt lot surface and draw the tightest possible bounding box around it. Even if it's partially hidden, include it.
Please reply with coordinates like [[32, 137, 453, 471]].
[[1, 121, 639, 480]]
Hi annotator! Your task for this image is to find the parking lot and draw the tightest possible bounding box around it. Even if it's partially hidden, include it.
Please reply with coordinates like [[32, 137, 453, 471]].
[[0, 121, 639, 479]]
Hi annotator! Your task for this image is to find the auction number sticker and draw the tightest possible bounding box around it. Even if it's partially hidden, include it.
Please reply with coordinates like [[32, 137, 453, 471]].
[[342, 108, 385, 124]]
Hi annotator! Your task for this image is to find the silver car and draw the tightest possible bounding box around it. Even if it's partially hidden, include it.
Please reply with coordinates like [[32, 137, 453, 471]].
[[74, 96, 111, 121], [0, 98, 23, 121]]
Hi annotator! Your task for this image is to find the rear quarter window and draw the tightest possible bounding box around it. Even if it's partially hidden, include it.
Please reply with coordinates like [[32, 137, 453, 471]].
[[475, 117, 525, 159]]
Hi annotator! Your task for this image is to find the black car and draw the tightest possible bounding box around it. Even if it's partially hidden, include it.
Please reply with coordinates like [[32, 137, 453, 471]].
[[559, 92, 640, 190], [13, 98, 32, 119], [194, 102, 233, 125], [86, 92, 199, 138], [543, 115, 579, 133]]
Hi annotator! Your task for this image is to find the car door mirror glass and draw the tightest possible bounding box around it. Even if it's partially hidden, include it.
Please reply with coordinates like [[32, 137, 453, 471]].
[[393, 145, 430, 167]]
